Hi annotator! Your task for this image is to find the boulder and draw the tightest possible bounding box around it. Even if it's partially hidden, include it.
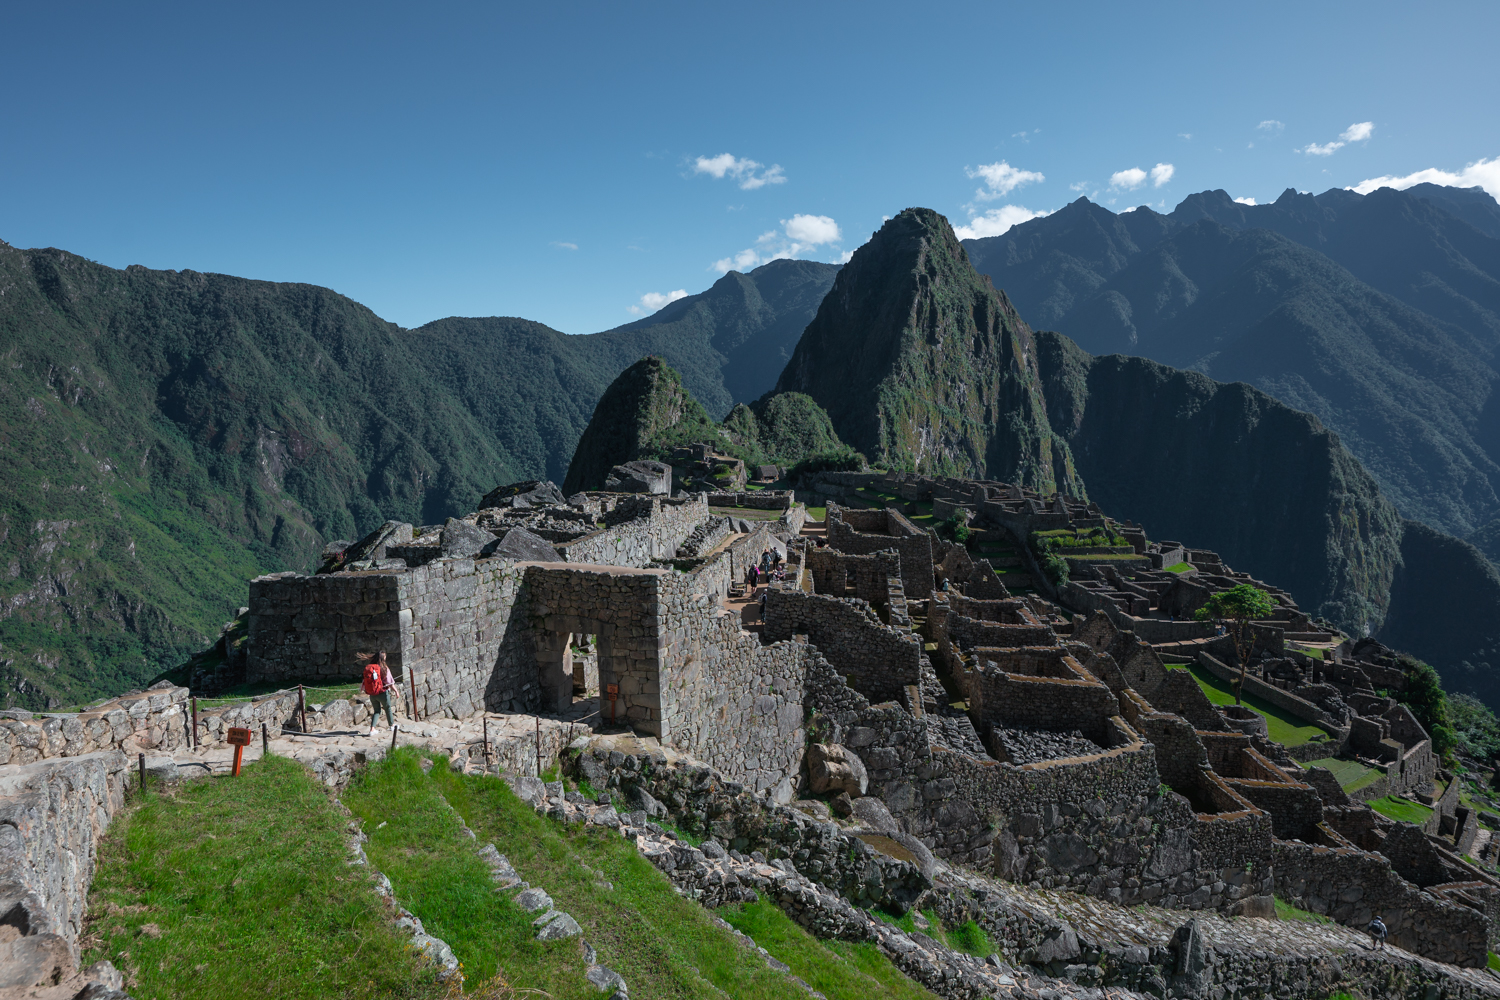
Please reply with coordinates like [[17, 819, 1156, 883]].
[[492, 527, 562, 562], [849, 796, 897, 831], [480, 480, 567, 510], [806, 743, 868, 797], [605, 460, 671, 495], [439, 518, 496, 558]]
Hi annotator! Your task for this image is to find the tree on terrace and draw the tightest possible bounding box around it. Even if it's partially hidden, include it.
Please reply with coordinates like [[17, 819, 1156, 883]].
[[1194, 584, 1276, 705]]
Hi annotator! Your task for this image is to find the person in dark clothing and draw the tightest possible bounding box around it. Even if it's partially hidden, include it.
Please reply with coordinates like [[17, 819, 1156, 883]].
[[1367, 915, 1387, 950]]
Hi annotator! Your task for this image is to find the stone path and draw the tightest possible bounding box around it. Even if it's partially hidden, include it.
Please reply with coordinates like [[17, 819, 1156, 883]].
[[142, 700, 601, 782]]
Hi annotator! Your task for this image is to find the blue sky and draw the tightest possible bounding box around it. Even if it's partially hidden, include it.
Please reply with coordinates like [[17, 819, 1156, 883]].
[[3, 1, 1497, 334]]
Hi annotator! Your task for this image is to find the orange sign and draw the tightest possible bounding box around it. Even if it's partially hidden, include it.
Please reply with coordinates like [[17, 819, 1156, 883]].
[[227, 727, 252, 746]]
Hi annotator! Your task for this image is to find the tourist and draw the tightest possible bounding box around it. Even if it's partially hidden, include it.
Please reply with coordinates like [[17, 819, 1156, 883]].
[[362, 649, 398, 735], [1367, 915, 1387, 950]]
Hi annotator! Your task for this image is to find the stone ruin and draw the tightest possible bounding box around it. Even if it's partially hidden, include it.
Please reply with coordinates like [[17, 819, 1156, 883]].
[[7, 470, 1500, 989]]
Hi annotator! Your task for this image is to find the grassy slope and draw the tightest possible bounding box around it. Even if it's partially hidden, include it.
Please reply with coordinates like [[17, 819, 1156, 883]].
[[423, 754, 938, 1000], [1367, 795, 1435, 825], [82, 755, 443, 1000]]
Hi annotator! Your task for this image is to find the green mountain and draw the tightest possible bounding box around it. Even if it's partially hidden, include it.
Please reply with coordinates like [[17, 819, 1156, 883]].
[[0, 243, 521, 708], [0, 243, 834, 708], [561, 357, 718, 493], [602, 258, 841, 410], [963, 186, 1500, 542], [564, 358, 852, 493], [772, 208, 1081, 494]]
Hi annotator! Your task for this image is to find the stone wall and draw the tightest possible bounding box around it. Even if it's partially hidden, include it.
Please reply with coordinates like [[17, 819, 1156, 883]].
[[966, 651, 1120, 743], [762, 585, 921, 704], [825, 505, 935, 600], [705, 491, 793, 510], [0, 751, 128, 955], [559, 494, 706, 565], [805, 547, 900, 607], [655, 573, 814, 799], [247, 571, 403, 683], [947, 615, 1056, 652], [1273, 839, 1490, 967]]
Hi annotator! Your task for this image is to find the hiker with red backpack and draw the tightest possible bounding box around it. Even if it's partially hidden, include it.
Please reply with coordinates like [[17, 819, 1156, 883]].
[[363, 649, 398, 736]]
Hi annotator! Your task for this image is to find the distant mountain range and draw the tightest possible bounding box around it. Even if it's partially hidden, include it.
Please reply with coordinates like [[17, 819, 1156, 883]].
[[0, 244, 833, 707], [963, 184, 1500, 563], [5, 184, 1500, 711]]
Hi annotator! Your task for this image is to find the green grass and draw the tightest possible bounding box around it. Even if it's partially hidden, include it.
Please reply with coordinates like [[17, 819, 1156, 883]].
[[721, 901, 937, 1000], [343, 750, 597, 996], [1368, 795, 1434, 825], [191, 680, 365, 709], [1488, 951, 1500, 972], [806, 507, 827, 522], [1302, 757, 1384, 792], [1163, 562, 1192, 574], [1182, 662, 1330, 746], [1274, 897, 1330, 924], [429, 755, 934, 1000], [82, 754, 444, 1000]]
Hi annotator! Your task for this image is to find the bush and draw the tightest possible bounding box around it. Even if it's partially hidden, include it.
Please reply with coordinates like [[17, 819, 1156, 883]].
[[1396, 654, 1456, 760], [788, 448, 867, 481]]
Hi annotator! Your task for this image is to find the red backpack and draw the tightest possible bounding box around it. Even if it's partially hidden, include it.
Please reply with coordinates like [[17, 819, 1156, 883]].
[[362, 661, 386, 695]]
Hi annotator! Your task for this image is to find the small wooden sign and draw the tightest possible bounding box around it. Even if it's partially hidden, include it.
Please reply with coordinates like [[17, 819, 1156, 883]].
[[605, 684, 619, 699], [227, 727, 252, 746]]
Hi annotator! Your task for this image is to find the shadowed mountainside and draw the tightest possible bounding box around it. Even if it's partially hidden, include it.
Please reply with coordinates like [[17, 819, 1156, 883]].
[[963, 186, 1500, 543]]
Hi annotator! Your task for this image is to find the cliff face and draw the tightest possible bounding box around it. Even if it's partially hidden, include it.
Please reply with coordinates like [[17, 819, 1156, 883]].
[[561, 357, 717, 493], [773, 209, 1081, 494], [1035, 331, 1404, 634], [1380, 521, 1500, 704]]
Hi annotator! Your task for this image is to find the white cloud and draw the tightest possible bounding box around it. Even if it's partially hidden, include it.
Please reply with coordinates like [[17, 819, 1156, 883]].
[[1109, 167, 1148, 190], [1258, 120, 1284, 131], [1300, 121, 1374, 157], [1233, 196, 1257, 206], [967, 161, 1045, 200], [1178, 133, 1192, 140], [1069, 181, 1089, 192], [691, 153, 787, 190], [1150, 163, 1175, 187], [627, 289, 689, 315], [1349, 157, 1500, 200], [953, 205, 1051, 240], [551, 241, 578, 250], [837, 249, 855, 264], [712, 214, 848, 272], [1302, 141, 1344, 157], [783, 214, 841, 244]]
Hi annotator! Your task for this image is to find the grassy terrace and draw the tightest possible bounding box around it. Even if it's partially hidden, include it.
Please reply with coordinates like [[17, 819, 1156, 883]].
[[1302, 757, 1385, 793], [83, 749, 940, 999], [424, 752, 939, 1000], [1180, 662, 1330, 746], [82, 755, 445, 1000], [1367, 795, 1434, 825]]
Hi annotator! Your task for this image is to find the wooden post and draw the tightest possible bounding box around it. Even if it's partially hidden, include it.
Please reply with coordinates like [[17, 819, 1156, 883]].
[[227, 727, 251, 776], [261, 722, 269, 755], [535, 716, 541, 777], [298, 684, 307, 733], [191, 696, 198, 749], [390, 724, 399, 751], [483, 717, 490, 770], [138, 752, 145, 792], [410, 675, 419, 721]]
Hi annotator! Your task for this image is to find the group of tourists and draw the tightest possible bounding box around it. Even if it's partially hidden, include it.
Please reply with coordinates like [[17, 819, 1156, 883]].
[[743, 547, 785, 590]]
